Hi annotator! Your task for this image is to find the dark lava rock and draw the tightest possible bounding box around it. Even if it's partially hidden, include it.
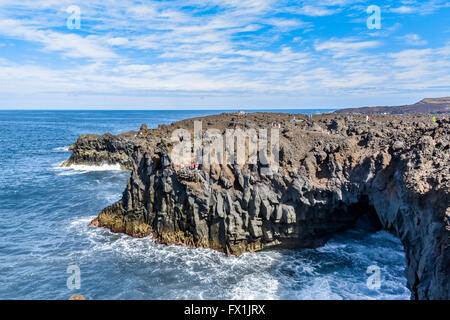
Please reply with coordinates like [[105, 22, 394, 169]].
[[66, 112, 450, 300]]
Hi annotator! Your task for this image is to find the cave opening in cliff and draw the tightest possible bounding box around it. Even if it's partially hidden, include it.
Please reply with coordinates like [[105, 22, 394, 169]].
[[350, 195, 383, 232], [330, 194, 383, 233]]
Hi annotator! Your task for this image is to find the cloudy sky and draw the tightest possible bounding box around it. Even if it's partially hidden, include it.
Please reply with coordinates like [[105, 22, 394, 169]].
[[0, 0, 449, 109]]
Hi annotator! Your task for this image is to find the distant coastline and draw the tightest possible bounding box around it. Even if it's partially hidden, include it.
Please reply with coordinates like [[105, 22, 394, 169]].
[[334, 97, 450, 114]]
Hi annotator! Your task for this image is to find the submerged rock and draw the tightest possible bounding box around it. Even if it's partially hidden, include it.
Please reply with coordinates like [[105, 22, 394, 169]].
[[66, 112, 450, 300]]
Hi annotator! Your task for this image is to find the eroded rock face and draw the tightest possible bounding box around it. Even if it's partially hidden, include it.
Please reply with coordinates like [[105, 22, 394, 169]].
[[66, 112, 450, 300], [62, 131, 138, 169]]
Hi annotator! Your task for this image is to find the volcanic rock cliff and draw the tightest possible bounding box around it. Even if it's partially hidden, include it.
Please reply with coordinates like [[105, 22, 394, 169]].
[[65, 112, 450, 300]]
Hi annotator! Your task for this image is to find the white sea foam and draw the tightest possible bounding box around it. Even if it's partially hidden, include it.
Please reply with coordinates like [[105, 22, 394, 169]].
[[101, 193, 123, 203], [69, 216, 96, 229], [230, 275, 279, 300], [53, 163, 124, 175], [52, 146, 71, 152], [65, 214, 410, 300], [296, 277, 343, 300]]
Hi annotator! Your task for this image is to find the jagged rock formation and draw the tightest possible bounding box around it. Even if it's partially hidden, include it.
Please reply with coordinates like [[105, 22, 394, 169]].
[[65, 112, 450, 300], [62, 131, 139, 169], [335, 97, 450, 114]]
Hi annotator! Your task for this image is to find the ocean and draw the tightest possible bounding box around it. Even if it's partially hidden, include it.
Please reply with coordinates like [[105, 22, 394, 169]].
[[0, 110, 410, 300]]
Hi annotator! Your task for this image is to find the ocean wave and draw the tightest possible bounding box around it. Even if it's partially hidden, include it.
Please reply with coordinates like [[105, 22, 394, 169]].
[[52, 146, 71, 152], [53, 163, 124, 175], [230, 276, 279, 300], [64, 215, 410, 300], [101, 193, 123, 203]]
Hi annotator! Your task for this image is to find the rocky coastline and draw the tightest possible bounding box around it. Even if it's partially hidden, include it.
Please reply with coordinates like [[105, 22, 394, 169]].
[[64, 112, 450, 300]]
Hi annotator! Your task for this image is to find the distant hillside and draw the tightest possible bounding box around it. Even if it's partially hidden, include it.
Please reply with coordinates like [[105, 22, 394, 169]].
[[335, 97, 450, 114]]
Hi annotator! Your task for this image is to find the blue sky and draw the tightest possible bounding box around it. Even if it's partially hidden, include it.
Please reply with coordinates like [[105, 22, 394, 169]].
[[0, 0, 449, 109]]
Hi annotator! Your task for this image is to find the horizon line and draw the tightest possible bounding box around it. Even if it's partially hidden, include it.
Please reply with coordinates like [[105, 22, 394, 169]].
[[0, 107, 339, 111]]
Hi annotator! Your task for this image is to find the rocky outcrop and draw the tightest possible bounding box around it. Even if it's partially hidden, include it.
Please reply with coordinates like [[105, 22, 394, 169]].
[[66, 112, 450, 300], [62, 130, 140, 169]]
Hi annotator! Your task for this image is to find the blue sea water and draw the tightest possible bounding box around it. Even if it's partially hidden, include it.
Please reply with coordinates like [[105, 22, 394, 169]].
[[0, 110, 410, 300]]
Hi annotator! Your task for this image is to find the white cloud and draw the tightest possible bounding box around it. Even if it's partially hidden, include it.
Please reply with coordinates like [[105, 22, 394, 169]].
[[390, 6, 416, 14], [389, 1, 450, 15], [298, 5, 340, 16], [266, 18, 309, 29], [106, 37, 129, 46], [401, 34, 428, 46], [0, 0, 448, 108], [315, 38, 382, 58], [127, 5, 158, 19], [0, 19, 117, 60]]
